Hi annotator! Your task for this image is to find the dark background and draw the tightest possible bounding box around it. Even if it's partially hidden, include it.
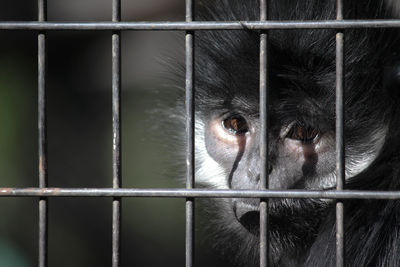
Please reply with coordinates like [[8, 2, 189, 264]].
[[0, 1, 228, 266]]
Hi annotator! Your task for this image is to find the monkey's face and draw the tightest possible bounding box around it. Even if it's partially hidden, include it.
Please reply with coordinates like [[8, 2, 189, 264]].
[[185, 0, 400, 265], [194, 88, 387, 263], [201, 101, 387, 190], [196, 94, 386, 224], [193, 28, 391, 263]]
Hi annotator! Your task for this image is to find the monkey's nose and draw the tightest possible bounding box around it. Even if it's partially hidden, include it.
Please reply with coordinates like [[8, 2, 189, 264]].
[[233, 201, 260, 235]]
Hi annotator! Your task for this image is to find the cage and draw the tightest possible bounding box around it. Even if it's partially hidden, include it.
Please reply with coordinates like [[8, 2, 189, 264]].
[[1, 0, 400, 267]]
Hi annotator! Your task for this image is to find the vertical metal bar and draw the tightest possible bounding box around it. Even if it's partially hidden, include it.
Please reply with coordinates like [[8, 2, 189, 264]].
[[335, 0, 345, 266], [185, 0, 195, 266], [112, 0, 122, 266], [259, 0, 269, 266], [38, 0, 48, 266]]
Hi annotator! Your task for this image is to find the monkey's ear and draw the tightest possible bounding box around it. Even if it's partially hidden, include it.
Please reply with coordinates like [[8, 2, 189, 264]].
[[384, 62, 400, 98]]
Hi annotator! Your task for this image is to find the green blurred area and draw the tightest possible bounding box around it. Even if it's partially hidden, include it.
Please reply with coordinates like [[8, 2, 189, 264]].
[[0, 30, 188, 266], [0, 33, 229, 267], [0, 1, 231, 266]]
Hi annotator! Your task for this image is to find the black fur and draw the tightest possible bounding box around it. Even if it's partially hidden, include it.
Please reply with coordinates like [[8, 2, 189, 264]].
[[173, 0, 400, 266]]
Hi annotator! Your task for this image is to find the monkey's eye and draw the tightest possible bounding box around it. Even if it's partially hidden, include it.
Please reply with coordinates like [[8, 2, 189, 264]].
[[222, 115, 249, 135], [286, 123, 319, 143]]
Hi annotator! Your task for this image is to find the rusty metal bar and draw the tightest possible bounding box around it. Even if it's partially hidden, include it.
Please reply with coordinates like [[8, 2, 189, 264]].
[[335, 0, 345, 266], [112, 0, 122, 266], [38, 0, 48, 266]]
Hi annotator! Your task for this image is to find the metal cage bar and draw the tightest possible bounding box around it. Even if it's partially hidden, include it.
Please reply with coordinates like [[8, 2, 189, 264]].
[[259, 0, 270, 266], [2, 188, 400, 199], [37, 0, 48, 266], [0, 1, 397, 266], [112, 0, 122, 266], [2, 20, 400, 31], [335, 0, 345, 266], [185, 0, 195, 266]]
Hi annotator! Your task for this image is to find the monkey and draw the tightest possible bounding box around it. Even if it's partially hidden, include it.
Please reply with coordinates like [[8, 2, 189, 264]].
[[166, 0, 400, 266]]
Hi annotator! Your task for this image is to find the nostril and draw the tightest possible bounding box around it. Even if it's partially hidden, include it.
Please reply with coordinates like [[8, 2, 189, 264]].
[[234, 201, 260, 235], [239, 211, 260, 235]]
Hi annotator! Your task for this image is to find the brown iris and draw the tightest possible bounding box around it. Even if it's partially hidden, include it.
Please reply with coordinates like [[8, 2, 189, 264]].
[[223, 115, 249, 134], [287, 123, 319, 143]]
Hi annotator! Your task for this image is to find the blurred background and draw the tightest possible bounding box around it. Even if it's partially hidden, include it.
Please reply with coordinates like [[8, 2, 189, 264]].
[[0, 1, 229, 266]]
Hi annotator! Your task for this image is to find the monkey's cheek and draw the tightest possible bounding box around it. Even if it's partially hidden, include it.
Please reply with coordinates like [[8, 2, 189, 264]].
[[205, 121, 249, 162], [282, 139, 317, 164], [204, 131, 242, 163], [283, 135, 332, 156], [283, 139, 304, 154]]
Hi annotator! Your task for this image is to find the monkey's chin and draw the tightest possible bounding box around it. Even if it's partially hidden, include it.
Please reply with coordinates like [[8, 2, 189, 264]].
[[233, 198, 329, 234], [200, 198, 330, 266]]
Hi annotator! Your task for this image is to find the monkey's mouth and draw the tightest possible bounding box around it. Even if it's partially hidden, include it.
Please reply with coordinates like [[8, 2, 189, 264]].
[[233, 201, 260, 235]]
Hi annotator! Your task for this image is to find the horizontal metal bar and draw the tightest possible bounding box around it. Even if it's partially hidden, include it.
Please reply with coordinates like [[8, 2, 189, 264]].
[[1, 188, 400, 199], [1, 20, 400, 31]]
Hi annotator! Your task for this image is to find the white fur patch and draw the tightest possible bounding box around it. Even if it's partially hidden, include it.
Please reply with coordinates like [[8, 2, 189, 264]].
[[195, 119, 228, 188], [315, 125, 388, 189], [345, 126, 387, 178]]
